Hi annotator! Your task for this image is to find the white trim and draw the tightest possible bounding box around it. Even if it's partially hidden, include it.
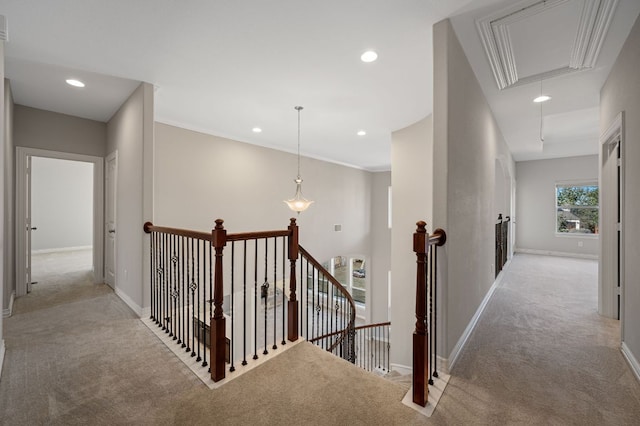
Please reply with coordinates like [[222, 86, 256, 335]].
[[515, 248, 598, 260], [2, 291, 15, 318], [391, 355, 449, 376], [476, 0, 618, 90], [621, 342, 640, 383], [598, 112, 624, 324], [448, 259, 511, 371], [390, 363, 412, 376], [31, 245, 92, 255], [16, 147, 104, 297], [0, 339, 5, 380], [115, 287, 143, 318]]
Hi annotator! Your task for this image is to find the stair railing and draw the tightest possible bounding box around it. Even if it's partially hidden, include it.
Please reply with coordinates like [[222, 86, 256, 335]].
[[300, 246, 356, 362], [412, 221, 446, 407], [495, 214, 510, 277], [144, 218, 356, 383]]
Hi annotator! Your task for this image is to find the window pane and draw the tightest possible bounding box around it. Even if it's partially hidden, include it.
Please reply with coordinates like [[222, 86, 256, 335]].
[[556, 183, 599, 234]]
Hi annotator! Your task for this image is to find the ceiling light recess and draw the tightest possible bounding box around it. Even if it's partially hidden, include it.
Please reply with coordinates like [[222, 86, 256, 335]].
[[66, 78, 85, 88], [533, 95, 551, 103], [357, 130, 366, 136], [360, 50, 378, 63], [252, 127, 262, 133]]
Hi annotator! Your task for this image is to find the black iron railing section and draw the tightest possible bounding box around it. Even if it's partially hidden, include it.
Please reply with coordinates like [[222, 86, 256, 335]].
[[301, 246, 356, 362], [412, 221, 446, 407], [144, 219, 356, 382], [354, 322, 391, 373], [147, 226, 213, 369], [495, 214, 510, 277]]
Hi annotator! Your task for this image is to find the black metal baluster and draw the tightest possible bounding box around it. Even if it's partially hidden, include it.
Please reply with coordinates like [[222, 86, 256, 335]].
[[281, 236, 286, 346], [150, 232, 155, 321], [242, 241, 248, 366], [428, 245, 434, 385], [209, 238, 213, 367], [202, 239, 209, 368], [175, 236, 182, 346], [171, 235, 178, 340], [253, 241, 258, 360], [230, 242, 235, 372], [181, 236, 186, 348], [272, 237, 277, 350], [198, 239, 204, 364], [433, 246, 439, 380], [185, 238, 192, 354], [162, 233, 168, 332], [262, 238, 269, 356], [191, 238, 197, 358]]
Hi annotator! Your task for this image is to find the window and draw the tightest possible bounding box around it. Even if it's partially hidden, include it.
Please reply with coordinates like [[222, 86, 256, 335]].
[[556, 183, 599, 235]]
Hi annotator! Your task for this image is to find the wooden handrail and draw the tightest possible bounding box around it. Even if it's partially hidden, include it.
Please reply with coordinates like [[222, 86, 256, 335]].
[[143, 222, 212, 241], [299, 245, 356, 353], [309, 321, 392, 343], [354, 321, 391, 331], [227, 229, 291, 241]]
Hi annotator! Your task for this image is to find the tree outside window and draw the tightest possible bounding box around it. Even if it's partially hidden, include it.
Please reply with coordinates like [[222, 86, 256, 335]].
[[556, 183, 599, 234]]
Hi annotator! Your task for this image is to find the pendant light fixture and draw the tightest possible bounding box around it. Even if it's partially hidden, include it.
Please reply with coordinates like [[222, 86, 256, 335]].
[[284, 106, 314, 213]]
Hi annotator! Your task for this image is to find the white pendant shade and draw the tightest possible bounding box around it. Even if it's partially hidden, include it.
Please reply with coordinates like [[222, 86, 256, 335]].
[[284, 178, 314, 212]]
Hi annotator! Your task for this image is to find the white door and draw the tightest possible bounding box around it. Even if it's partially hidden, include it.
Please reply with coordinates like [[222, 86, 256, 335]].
[[105, 152, 117, 289], [25, 155, 33, 293]]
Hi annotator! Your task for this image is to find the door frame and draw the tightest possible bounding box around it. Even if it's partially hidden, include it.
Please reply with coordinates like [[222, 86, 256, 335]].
[[15, 147, 104, 296], [104, 150, 117, 290], [598, 112, 624, 328]]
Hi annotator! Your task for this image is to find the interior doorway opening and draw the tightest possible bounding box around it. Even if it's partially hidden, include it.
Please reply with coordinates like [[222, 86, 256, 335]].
[[30, 157, 94, 292], [15, 147, 104, 297]]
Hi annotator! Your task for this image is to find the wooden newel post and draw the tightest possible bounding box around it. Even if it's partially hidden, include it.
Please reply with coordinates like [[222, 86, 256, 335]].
[[287, 218, 299, 342], [211, 219, 227, 382], [413, 221, 429, 406]]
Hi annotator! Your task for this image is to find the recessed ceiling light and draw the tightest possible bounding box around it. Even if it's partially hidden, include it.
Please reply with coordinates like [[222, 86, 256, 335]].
[[360, 50, 378, 63], [252, 127, 262, 133], [66, 79, 85, 88], [357, 130, 367, 136], [533, 95, 551, 103]]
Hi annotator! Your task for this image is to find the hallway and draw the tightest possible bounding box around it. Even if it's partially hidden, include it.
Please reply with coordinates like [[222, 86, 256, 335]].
[[430, 253, 640, 424], [0, 253, 639, 424]]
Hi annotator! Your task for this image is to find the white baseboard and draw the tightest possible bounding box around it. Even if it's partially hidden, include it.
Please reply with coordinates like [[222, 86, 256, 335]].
[[141, 306, 151, 319], [32, 245, 92, 255], [0, 339, 5, 380], [621, 342, 640, 383], [391, 363, 412, 376], [115, 288, 143, 318], [391, 356, 448, 376], [448, 259, 511, 371], [2, 291, 15, 318], [515, 248, 598, 260]]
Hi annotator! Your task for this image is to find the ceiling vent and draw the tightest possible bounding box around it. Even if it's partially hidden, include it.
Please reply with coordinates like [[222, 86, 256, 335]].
[[477, 0, 618, 90]]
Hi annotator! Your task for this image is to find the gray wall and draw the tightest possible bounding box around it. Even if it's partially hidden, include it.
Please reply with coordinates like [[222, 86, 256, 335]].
[[600, 14, 640, 373], [370, 171, 391, 324], [516, 156, 599, 257], [31, 157, 93, 251], [0, 42, 5, 364], [154, 122, 389, 322], [433, 19, 515, 362], [3, 78, 14, 317], [390, 115, 433, 368], [106, 83, 154, 314], [14, 105, 106, 157]]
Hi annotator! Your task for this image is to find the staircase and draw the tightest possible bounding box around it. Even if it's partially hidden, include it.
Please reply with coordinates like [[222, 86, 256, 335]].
[[143, 218, 446, 407]]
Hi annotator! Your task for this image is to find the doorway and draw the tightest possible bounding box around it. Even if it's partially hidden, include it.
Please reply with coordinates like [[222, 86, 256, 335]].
[[16, 148, 104, 297], [599, 112, 624, 324]]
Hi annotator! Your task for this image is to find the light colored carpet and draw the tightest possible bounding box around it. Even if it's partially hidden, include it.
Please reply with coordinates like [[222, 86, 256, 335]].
[[428, 253, 640, 425], [1, 252, 639, 425]]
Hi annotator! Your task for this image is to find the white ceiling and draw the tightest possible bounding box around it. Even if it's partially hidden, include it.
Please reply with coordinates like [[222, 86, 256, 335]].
[[451, 0, 640, 161], [1, 0, 639, 168]]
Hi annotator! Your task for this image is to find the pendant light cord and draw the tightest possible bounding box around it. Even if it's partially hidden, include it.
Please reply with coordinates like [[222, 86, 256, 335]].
[[295, 106, 303, 179]]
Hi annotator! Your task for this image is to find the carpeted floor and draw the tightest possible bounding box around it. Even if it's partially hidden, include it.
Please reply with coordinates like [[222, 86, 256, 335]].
[[1, 252, 639, 425]]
